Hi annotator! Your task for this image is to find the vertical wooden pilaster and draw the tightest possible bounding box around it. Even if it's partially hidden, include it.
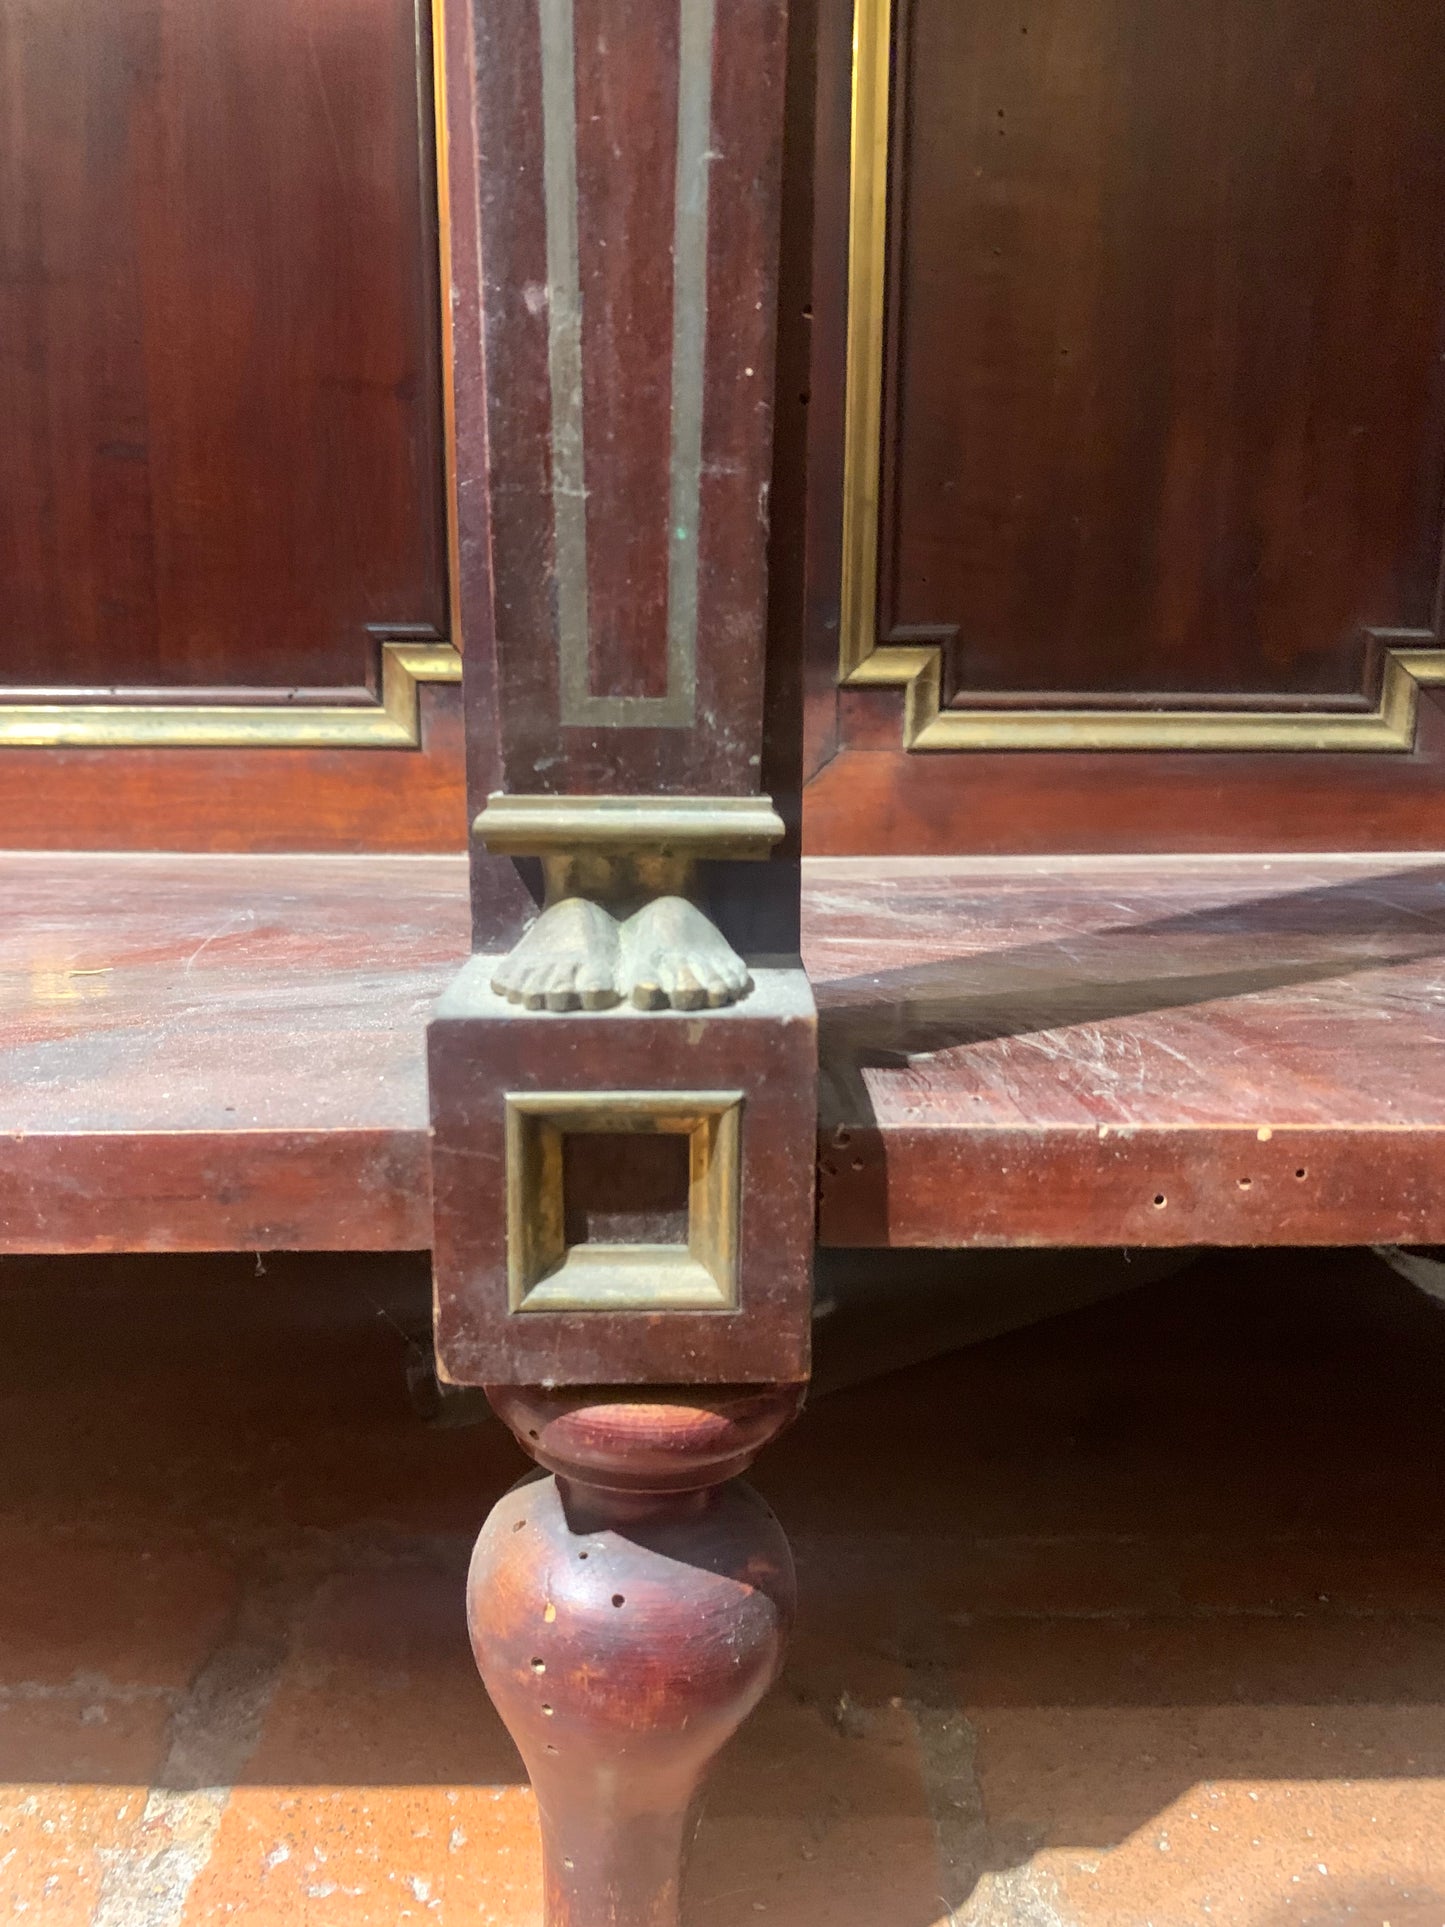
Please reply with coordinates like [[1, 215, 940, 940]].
[[430, 1, 810, 1917]]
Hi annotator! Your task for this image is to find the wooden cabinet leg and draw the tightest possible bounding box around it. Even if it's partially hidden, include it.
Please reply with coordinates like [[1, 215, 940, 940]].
[[467, 1385, 802, 1927]]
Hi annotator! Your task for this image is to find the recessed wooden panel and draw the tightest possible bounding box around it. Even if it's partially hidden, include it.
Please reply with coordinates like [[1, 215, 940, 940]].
[[880, 0, 1445, 704], [0, 0, 446, 695]]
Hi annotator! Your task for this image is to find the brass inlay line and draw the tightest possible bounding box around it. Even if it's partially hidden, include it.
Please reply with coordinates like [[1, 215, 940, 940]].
[[539, 0, 593, 725], [660, 0, 714, 731], [541, 0, 708, 728], [839, 0, 1445, 752], [0, 642, 461, 750]]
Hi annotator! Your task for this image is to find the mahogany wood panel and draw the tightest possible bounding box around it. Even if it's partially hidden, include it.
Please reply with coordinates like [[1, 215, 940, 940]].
[[801, 0, 1445, 848], [7, 851, 1445, 1253], [0, 0, 447, 695], [804, 708, 1445, 857], [0, 685, 466, 853], [882, 0, 1445, 702], [811, 855, 1445, 1247]]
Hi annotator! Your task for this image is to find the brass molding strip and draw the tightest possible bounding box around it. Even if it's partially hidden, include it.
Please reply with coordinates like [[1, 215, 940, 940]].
[[850, 636, 1445, 753], [475, 792, 786, 856], [430, 0, 464, 659], [839, 0, 892, 684], [838, 0, 1445, 753], [0, 642, 462, 750]]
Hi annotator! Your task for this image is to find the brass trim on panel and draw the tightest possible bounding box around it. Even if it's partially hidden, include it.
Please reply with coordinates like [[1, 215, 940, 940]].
[[0, 0, 459, 759], [839, 0, 1445, 752], [850, 634, 1445, 753], [430, 0, 464, 653], [840, 0, 893, 685], [0, 642, 462, 750]]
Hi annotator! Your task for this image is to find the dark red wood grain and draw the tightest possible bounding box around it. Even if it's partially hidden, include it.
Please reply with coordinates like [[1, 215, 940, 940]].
[[800, 0, 1445, 847], [0, 685, 467, 854], [468, 1387, 799, 1927], [449, 0, 789, 803], [810, 854, 1445, 1247], [0, 0, 446, 696], [882, 0, 1445, 703], [6, 851, 1444, 1253]]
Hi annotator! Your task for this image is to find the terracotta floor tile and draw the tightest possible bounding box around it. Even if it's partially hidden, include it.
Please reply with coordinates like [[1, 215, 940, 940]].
[[691, 1685, 944, 1927], [963, 1705, 1445, 1927], [179, 1564, 542, 1927], [1, 1246, 1445, 1925], [0, 1530, 237, 1692], [0, 1699, 172, 1926]]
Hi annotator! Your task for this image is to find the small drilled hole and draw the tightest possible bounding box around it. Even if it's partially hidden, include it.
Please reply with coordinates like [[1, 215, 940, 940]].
[[1237, 1177, 1252, 1190], [531, 1658, 546, 1673], [545, 1743, 559, 1755], [528, 1429, 539, 1441], [512, 1520, 525, 1532], [1153, 1194, 1167, 1208], [1295, 1167, 1308, 1180], [578, 1551, 589, 1561], [563, 1857, 574, 1869], [541, 1704, 554, 1717], [611, 1594, 625, 1609]]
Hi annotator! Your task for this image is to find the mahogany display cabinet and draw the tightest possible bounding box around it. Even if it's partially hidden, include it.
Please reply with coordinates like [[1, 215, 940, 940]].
[[5, 0, 1445, 1920]]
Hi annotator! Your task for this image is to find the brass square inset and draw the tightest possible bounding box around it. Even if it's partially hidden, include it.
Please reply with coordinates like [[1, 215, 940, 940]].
[[504, 1091, 744, 1313]]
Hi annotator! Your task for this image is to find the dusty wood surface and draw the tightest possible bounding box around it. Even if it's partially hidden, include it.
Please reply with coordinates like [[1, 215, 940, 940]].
[[811, 854, 1445, 1247], [4, 851, 1443, 1251], [0, 852, 467, 1251]]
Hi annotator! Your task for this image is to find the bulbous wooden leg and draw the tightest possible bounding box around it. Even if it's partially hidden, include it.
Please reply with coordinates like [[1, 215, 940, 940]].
[[468, 1385, 802, 1927]]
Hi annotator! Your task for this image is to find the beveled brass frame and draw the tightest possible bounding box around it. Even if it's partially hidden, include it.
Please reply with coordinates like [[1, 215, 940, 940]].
[[0, 640, 461, 750], [505, 1091, 744, 1314], [840, 0, 1445, 752]]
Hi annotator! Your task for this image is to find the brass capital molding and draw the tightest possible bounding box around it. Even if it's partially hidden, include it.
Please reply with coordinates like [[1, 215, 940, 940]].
[[0, 639, 461, 750], [474, 793, 786, 857], [840, 0, 1445, 754]]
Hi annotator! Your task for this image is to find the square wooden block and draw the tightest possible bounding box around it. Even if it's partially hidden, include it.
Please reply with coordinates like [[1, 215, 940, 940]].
[[429, 962, 816, 1387]]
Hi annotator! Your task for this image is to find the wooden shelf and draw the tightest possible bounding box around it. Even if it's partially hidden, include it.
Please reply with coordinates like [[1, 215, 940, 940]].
[[0, 853, 466, 1252], [3, 851, 1443, 1253], [812, 854, 1445, 1248]]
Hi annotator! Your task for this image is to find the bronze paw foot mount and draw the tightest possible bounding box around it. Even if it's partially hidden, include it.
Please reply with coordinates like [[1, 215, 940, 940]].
[[477, 796, 783, 1015]]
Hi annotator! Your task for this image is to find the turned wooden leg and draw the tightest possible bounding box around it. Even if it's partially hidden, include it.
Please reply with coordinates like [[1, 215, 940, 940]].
[[468, 1385, 802, 1927]]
